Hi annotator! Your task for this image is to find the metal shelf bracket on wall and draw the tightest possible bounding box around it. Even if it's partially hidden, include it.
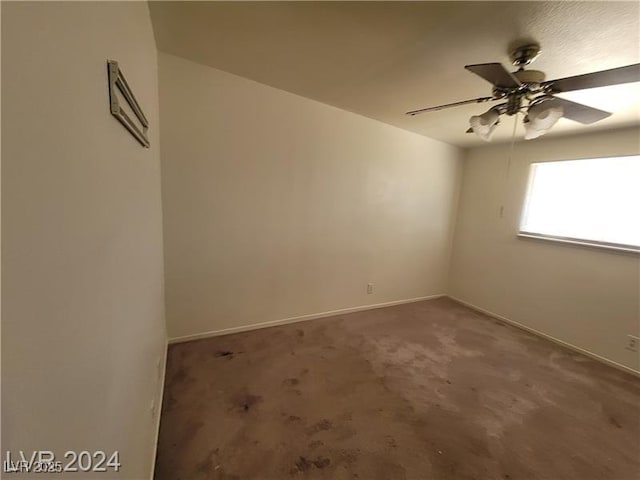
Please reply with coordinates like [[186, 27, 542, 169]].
[[107, 60, 150, 147]]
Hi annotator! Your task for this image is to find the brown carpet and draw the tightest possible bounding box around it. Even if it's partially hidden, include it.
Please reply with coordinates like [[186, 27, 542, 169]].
[[154, 298, 640, 480]]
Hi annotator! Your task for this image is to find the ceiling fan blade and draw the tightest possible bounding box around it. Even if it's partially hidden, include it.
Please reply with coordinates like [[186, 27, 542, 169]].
[[406, 96, 496, 116], [465, 63, 521, 88], [543, 64, 640, 93], [545, 97, 612, 124]]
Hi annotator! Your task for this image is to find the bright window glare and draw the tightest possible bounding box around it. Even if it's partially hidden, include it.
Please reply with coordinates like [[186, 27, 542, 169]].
[[520, 156, 640, 248]]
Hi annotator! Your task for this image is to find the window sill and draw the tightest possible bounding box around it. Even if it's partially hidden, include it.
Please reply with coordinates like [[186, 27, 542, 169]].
[[517, 232, 640, 255]]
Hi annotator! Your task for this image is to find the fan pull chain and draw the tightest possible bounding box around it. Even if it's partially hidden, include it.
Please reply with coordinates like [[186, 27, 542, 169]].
[[500, 113, 519, 218]]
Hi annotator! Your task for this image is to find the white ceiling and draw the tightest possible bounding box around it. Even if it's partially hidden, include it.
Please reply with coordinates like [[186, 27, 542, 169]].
[[149, 1, 640, 147]]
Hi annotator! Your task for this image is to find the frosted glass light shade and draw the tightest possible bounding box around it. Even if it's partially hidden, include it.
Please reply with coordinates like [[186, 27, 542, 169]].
[[524, 103, 563, 140], [469, 109, 500, 141]]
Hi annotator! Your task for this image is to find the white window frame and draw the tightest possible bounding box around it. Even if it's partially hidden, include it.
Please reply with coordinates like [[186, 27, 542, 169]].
[[518, 156, 640, 254]]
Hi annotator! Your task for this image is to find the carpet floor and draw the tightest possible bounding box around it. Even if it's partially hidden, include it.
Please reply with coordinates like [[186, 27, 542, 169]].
[[154, 298, 640, 480]]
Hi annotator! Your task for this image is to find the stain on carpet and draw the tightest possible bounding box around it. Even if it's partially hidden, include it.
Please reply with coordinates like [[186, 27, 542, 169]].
[[229, 392, 263, 414], [292, 455, 331, 473]]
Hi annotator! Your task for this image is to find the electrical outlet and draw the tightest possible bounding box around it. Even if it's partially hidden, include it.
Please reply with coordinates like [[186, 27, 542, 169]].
[[367, 283, 374, 294], [626, 335, 639, 352]]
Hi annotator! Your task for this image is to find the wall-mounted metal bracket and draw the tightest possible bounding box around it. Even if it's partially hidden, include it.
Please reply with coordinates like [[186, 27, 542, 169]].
[[107, 60, 150, 148]]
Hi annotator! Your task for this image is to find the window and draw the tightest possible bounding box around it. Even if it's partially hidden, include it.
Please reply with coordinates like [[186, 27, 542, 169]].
[[519, 155, 640, 252]]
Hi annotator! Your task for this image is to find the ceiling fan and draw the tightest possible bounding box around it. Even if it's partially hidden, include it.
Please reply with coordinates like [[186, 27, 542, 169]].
[[406, 43, 640, 141]]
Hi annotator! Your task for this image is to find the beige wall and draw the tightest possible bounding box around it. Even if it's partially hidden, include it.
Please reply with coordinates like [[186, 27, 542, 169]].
[[2, 2, 166, 478], [158, 52, 463, 340], [449, 127, 640, 372]]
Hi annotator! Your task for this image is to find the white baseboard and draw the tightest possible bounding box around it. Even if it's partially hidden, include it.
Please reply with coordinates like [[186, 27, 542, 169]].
[[448, 295, 640, 378], [149, 339, 168, 480], [169, 294, 446, 344]]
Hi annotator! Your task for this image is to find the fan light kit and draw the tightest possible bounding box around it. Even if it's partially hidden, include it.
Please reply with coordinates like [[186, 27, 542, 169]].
[[406, 43, 640, 141]]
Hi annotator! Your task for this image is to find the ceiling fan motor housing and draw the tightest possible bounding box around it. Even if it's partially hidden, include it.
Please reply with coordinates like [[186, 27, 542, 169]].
[[506, 94, 521, 116]]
